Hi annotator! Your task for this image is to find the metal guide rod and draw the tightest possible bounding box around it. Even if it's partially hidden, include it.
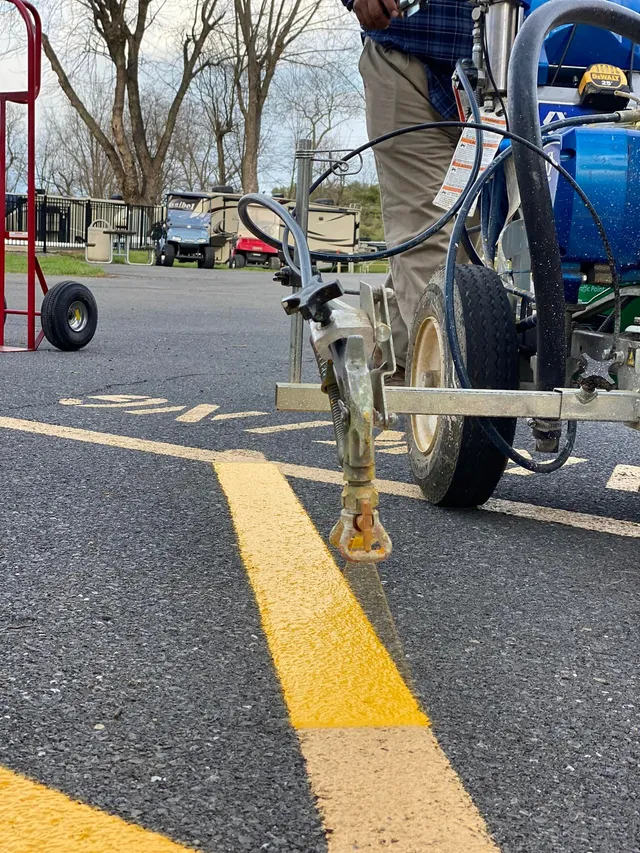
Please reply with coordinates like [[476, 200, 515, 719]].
[[275, 382, 640, 423], [288, 138, 313, 384]]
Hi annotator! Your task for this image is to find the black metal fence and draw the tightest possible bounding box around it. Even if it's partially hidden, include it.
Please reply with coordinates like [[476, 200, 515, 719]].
[[5, 194, 164, 252]]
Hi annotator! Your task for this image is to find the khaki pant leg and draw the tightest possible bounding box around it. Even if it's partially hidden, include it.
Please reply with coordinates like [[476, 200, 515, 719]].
[[359, 39, 461, 367]]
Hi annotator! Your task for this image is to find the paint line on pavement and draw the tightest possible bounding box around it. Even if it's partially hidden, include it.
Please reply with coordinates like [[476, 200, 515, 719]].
[[126, 405, 187, 415], [607, 464, 640, 492], [0, 766, 194, 853], [210, 410, 267, 421], [299, 727, 499, 853], [59, 397, 169, 408], [246, 420, 333, 434], [0, 417, 637, 539], [214, 460, 427, 729], [175, 404, 220, 422], [277, 460, 640, 538], [0, 417, 267, 465], [215, 460, 498, 852]]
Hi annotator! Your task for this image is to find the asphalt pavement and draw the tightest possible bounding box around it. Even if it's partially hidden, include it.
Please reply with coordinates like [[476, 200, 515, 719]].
[[1, 263, 639, 852]]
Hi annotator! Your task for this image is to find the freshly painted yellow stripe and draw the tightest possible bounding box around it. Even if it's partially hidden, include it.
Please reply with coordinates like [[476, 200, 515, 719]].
[[214, 461, 428, 729], [215, 461, 498, 851], [0, 766, 194, 852]]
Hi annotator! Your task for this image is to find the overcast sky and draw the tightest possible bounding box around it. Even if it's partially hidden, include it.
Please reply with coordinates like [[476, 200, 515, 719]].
[[0, 4, 370, 195]]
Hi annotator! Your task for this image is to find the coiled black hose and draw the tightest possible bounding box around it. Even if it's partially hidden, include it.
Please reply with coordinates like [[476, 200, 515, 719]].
[[239, 111, 626, 272]]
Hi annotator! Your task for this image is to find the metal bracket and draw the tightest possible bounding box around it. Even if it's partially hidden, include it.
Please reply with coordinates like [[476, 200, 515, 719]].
[[359, 281, 398, 430], [276, 383, 640, 425]]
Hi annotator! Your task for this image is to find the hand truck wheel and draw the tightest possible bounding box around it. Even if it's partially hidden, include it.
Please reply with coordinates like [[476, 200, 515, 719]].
[[41, 280, 98, 351]]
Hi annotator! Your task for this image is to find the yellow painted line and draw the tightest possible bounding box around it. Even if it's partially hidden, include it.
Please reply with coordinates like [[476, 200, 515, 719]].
[[215, 461, 498, 851], [214, 460, 427, 729], [211, 410, 267, 421], [0, 765, 194, 852], [607, 463, 640, 492], [126, 405, 187, 415], [0, 417, 266, 465], [246, 420, 333, 434], [175, 404, 220, 422], [0, 417, 636, 539], [299, 727, 499, 852]]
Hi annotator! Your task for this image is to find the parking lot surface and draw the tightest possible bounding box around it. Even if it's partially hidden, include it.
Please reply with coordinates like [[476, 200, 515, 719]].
[[1, 264, 639, 852]]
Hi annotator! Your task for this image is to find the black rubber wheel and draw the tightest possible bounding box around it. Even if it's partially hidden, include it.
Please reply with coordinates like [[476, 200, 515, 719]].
[[41, 280, 98, 351], [155, 244, 162, 266], [234, 253, 246, 269], [200, 246, 215, 269], [161, 244, 175, 267], [269, 256, 280, 271], [406, 265, 518, 507]]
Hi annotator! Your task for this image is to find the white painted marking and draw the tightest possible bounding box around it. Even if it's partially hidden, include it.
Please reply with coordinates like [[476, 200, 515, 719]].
[[246, 420, 333, 435], [175, 405, 220, 423], [607, 464, 640, 493], [126, 405, 187, 415], [211, 411, 268, 421]]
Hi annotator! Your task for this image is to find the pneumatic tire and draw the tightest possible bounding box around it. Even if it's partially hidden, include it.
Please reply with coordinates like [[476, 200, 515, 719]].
[[199, 246, 215, 269], [407, 265, 518, 507], [41, 280, 98, 351], [161, 244, 175, 267]]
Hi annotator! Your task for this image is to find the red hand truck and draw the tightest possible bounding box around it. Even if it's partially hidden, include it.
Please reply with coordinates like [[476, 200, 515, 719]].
[[1, 0, 98, 352]]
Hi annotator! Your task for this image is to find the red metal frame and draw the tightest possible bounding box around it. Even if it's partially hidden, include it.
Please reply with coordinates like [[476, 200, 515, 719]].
[[0, 0, 48, 352]]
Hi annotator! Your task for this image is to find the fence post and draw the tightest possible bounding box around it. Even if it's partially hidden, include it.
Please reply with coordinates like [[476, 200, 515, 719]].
[[41, 193, 47, 254], [85, 200, 91, 246]]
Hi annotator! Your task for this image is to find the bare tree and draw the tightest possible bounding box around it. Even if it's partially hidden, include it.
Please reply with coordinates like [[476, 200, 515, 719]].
[[267, 60, 361, 193], [193, 61, 243, 187], [5, 104, 27, 192], [37, 88, 119, 198], [232, 0, 336, 192], [41, 0, 225, 204]]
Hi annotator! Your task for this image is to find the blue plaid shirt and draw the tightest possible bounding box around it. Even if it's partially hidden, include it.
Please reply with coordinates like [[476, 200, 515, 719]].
[[350, 0, 474, 118]]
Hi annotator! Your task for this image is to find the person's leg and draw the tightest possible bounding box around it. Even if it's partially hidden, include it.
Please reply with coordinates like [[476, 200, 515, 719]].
[[358, 38, 461, 369]]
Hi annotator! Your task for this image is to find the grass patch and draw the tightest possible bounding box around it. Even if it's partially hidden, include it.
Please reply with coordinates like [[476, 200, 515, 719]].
[[5, 251, 105, 277]]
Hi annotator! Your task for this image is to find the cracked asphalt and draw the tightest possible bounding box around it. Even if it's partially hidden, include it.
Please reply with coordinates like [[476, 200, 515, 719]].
[[1, 264, 639, 852]]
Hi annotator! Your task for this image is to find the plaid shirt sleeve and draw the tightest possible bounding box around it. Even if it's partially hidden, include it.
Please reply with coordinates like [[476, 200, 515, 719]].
[[348, 0, 474, 118]]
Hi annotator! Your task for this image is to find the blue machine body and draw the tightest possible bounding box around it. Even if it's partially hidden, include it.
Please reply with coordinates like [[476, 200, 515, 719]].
[[550, 127, 640, 272], [487, 0, 640, 297]]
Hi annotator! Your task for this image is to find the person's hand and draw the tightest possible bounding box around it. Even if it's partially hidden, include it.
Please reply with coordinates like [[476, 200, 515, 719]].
[[353, 0, 398, 30]]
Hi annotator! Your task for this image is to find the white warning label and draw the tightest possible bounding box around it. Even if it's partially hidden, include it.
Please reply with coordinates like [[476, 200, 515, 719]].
[[433, 109, 507, 215]]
